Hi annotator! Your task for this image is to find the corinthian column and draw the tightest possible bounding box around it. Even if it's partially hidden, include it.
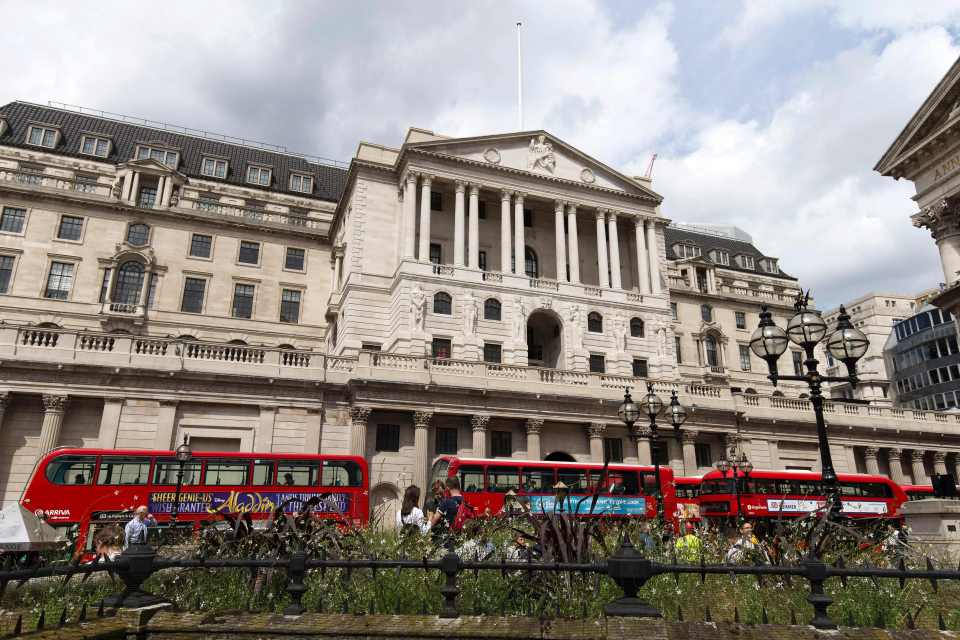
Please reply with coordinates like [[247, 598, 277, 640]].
[[595, 210, 609, 288], [681, 431, 698, 474], [468, 184, 480, 269], [607, 212, 622, 289], [454, 181, 466, 267], [567, 204, 580, 283], [0, 394, 8, 433], [500, 191, 512, 274], [910, 450, 927, 484], [471, 414, 490, 457], [863, 447, 880, 475], [933, 451, 948, 476], [402, 173, 417, 258], [513, 193, 525, 275], [350, 406, 371, 458], [886, 448, 905, 484], [634, 219, 650, 294], [588, 422, 606, 462], [413, 410, 433, 491], [554, 201, 567, 282], [37, 395, 69, 460], [418, 175, 433, 261], [645, 220, 661, 295], [526, 418, 543, 460]]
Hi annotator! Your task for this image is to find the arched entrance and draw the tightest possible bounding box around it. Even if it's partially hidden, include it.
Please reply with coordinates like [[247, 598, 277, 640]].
[[369, 482, 401, 530], [527, 309, 563, 368], [545, 451, 576, 462]]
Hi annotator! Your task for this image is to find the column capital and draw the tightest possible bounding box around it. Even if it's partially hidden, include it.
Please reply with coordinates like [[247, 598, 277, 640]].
[[0, 393, 8, 410], [350, 406, 372, 425], [606, 210, 619, 222], [863, 446, 879, 459], [468, 183, 480, 195], [910, 449, 925, 462], [594, 208, 606, 220], [471, 414, 491, 432], [501, 189, 513, 202], [525, 418, 544, 434], [566, 203, 577, 214], [514, 191, 525, 203], [587, 422, 606, 439], [681, 430, 698, 444], [887, 448, 902, 459], [933, 451, 947, 463], [42, 394, 69, 413], [554, 200, 565, 212], [455, 180, 466, 193], [413, 410, 434, 428], [421, 174, 434, 186], [404, 171, 419, 185]]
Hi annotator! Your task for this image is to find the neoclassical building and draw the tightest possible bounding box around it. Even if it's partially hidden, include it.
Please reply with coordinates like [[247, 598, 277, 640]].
[[1, 101, 958, 523]]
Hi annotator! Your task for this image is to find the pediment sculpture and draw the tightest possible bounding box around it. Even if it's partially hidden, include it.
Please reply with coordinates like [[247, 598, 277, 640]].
[[527, 135, 556, 173]]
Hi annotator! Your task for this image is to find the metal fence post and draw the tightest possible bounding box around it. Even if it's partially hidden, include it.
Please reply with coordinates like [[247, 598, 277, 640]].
[[103, 544, 164, 608], [603, 539, 661, 618], [439, 551, 460, 618], [802, 560, 835, 630], [284, 552, 308, 615]]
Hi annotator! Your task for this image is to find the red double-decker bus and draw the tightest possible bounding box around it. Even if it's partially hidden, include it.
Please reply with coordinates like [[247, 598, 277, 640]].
[[673, 476, 702, 521], [697, 469, 906, 521], [22, 448, 369, 550], [902, 484, 934, 501], [429, 456, 676, 519]]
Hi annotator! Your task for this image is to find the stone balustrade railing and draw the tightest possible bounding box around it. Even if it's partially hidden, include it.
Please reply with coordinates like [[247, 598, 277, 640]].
[[178, 197, 324, 232], [3, 324, 959, 432], [0, 168, 113, 198]]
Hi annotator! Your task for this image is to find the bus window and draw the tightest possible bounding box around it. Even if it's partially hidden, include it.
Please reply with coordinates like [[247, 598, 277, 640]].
[[252, 461, 274, 485], [614, 471, 640, 496], [458, 465, 484, 493], [322, 460, 362, 487], [153, 460, 202, 485], [278, 462, 320, 486], [840, 482, 892, 498], [557, 468, 589, 493], [639, 472, 658, 495], [431, 459, 450, 488], [487, 467, 521, 493], [521, 469, 554, 493], [45, 455, 96, 485], [204, 461, 249, 486], [97, 457, 151, 485]]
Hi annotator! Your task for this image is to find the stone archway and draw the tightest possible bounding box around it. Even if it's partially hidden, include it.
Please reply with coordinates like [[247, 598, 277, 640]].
[[369, 482, 401, 530], [527, 309, 563, 369], [544, 451, 577, 462]]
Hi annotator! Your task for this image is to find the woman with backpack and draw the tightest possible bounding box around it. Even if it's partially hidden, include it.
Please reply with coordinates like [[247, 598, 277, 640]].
[[396, 485, 431, 535]]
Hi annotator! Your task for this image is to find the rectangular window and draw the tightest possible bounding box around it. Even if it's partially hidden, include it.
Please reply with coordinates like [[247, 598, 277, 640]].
[[930, 369, 941, 385], [491, 430, 512, 457], [632, 358, 648, 378], [27, 125, 58, 148], [739, 344, 752, 371], [432, 338, 452, 359], [0, 207, 25, 234], [290, 173, 313, 193], [694, 443, 712, 468], [589, 353, 606, 373], [44, 261, 74, 299], [56, 215, 84, 241], [735, 311, 746, 329], [429, 243, 442, 265], [180, 277, 207, 313], [285, 247, 305, 271], [231, 283, 255, 319], [430, 191, 442, 211], [478, 250, 487, 271], [74, 174, 98, 193], [96, 457, 151, 485], [204, 462, 249, 486], [252, 462, 274, 485], [189, 234, 213, 258], [137, 186, 157, 208], [135, 145, 179, 168], [277, 462, 320, 486], [739, 255, 755, 270], [201, 157, 228, 179], [98, 268, 112, 303], [716, 250, 730, 266], [0, 255, 14, 294], [280, 289, 301, 324], [247, 165, 271, 186], [483, 342, 502, 364], [523, 208, 532, 227], [146, 273, 159, 309], [487, 467, 521, 492], [671, 302, 678, 320], [375, 424, 401, 452], [604, 438, 624, 463], [238, 240, 260, 265], [435, 427, 458, 455], [675, 336, 682, 364], [478, 201, 487, 219], [792, 351, 804, 376], [80, 135, 110, 158]]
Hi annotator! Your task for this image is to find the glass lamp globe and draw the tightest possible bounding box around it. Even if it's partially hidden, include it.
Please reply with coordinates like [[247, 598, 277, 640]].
[[786, 310, 828, 348], [640, 386, 664, 419], [175, 435, 193, 462], [666, 392, 687, 428], [715, 459, 731, 474], [617, 389, 641, 427], [750, 307, 789, 361], [826, 306, 869, 364], [740, 459, 754, 475]]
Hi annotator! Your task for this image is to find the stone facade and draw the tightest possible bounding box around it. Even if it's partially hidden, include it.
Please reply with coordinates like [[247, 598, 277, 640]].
[[0, 102, 958, 515]]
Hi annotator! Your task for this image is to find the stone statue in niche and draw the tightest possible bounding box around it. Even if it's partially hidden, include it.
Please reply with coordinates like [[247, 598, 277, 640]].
[[513, 297, 527, 340], [111, 176, 122, 198], [410, 285, 426, 333], [463, 292, 478, 335], [568, 304, 583, 350], [657, 327, 667, 360], [527, 135, 556, 173], [614, 313, 628, 351]]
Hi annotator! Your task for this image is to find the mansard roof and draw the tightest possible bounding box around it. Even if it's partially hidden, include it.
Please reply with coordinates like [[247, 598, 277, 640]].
[[664, 224, 796, 281], [0, 101, 348, 202]]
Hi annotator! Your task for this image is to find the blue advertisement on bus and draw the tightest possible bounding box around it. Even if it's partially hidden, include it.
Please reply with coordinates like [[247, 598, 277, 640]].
[[525, 495, 648, 515], [148, 491, 350, 515]]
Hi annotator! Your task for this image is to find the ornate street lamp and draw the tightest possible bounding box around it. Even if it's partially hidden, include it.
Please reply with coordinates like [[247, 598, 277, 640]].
[[171, 435, 193, 524], [750, 293, 868, 515], [620, 384, 687, 521], [715, 453, 753, 521]]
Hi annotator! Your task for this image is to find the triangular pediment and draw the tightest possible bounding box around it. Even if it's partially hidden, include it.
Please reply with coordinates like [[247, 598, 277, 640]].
[[119, 157, 186, 178], [876, 56, 960, 177], [405, 130, 662, 203]]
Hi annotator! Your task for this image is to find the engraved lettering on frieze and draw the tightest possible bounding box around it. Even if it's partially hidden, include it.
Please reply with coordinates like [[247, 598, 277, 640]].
[[527, 135, 556, 173]]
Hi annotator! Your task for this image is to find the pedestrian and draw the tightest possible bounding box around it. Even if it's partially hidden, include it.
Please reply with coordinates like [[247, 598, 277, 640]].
[[396, 485, 431, 535], [123, 506, 156, 549], [429, 477, 465, 533], [93, 526, 123, 561], [724, 520, 768, 564], [674, 522, 702, 562], [636, 521, 656, 552]]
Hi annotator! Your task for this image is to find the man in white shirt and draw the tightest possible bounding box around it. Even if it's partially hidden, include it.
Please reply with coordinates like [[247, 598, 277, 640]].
[[123, 506, 156, 549]]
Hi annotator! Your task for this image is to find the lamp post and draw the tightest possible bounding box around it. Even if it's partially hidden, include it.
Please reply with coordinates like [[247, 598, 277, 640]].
[[750, 293, 868, 515], [715, 453, 753, 522], [171, 435, 192, 524], [618, 384, 687, 521]]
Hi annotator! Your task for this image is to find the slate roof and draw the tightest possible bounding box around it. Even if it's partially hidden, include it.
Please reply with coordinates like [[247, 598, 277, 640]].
[[664, 225, 796, 281], [0, 101, 348, 202]]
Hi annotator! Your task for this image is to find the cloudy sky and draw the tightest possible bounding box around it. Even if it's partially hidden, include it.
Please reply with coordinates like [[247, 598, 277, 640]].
[[3, 1, 960, 308]]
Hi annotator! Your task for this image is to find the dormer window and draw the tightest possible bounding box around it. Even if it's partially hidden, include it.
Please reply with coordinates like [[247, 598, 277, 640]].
[[135, 145, 179, 168], [247, 165, 272, 187], [201, 157, 228, 179], [711, 249, 730, 266], [673, 243, 701, 259], [26, 125, 59, 149], [0, 118, 7, 137], [289, 173, 313, 194], [759, 258, 779, 274], [80, 135, 111, 158], [736, 254, 755, 270]]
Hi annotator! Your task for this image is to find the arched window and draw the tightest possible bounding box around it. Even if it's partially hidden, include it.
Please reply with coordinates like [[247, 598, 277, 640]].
[[112, 261, 144, 305], [587, 312, 603, 333], [701, 304, 713, 323], [433, 292, 452, 315], [126, 223, 150, 246], [630, 317, 644, 338], [484, 298, 501, 321], [704, 335, 719, 367], [772, 390, 784, 397], [524, 246, 539, 278], [744, 388, 758, 395]]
